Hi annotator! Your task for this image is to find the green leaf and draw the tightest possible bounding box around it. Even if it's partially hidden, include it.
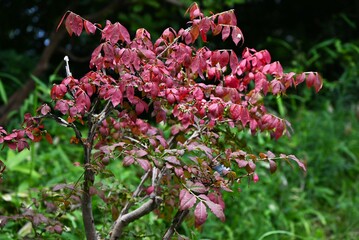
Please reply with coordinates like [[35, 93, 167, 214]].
[[0, 79, 8, 103]]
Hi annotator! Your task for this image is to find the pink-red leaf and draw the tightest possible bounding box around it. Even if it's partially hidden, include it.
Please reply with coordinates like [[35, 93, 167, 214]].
[[231, 26, 243, 45], [123, 156, 135, 166], [186, 3, 202, 20], [205, 200, 225, 221], [164, 156, 181, 165], [194, 201, 207, 227], [65, 12, 83, 36], [137, 158, 151, 171], [222, 26, 231, 41], [136, 149, 147, 157], [229, 51, 239, 73], [84, 20, 96, 34], [288, 155, 307, 172], [188, 182, 208, 194], [306, 72, 323, 93], [268, 159, 277, 174], [40, 104, 51, 115], [219, 51, 229, 67], [118, 23, 131, 43], [179, 189, 197, 211], [236, 159, 248, 168], [111, 89, 123, 107]]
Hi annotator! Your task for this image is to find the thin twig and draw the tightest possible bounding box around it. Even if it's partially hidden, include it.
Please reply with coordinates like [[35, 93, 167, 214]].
[[119, 170, 151, 217], [162, 209, 190, 239]]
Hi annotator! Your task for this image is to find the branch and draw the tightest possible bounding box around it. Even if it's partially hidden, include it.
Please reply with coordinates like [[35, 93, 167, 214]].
[[110, 166, 166, 239], [119, 170, 151, 217], [162, 209, 190, 239], [110, 196, 162, 240]]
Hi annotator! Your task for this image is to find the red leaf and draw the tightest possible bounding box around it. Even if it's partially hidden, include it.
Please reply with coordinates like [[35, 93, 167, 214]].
[[137, 158, 151, 171], [288, 155, 307, 172], [135, 100, 148, 115], [111, 89, 123, 107], [76, 92, 91, 112], [222, 26, 231, 41], [268, 159, 277, 174], [102, 21, 119, 44], [219, 51, 229, 67], [271, 80, 285, 95], [208, 192, 225, 210], [139, 49, 156, 59], [55, 100, 69, 114], [65, 12, 83, 36], [246, 161, 256, 173], [230, 104, 241, 120], [155, 135, 168, 147], [212, 24, 222, 36], [186, 3, 202, 20], [205, 200, 225, 221], [314, 73, 323, 93], [190, 24, 200, 43], [208, 103, 224, 119], [219, 11, 237, 25], [188, 182, 208, 194], [117, 23, 130, 43], [84, 20, 96, 34], [65, 12, 75, 36], [236, 159, 247, 168], [83, 83, 95, 97], [193, 87, 204, 101], [240, 107, 250, 127], [194, 201, 207, 227], [273, 119, 285, 140], [136, 149, 147, 157], [306, 72, 323, 93], [211, 51, 221, 65], [179, 189, 197, 210], [295, 72, 306, 86], [123, 156, 134, 166], [231, 26, 243, 45], [225, 75, 239, 89], [229, 51, 239, 73], [174, 167, 184, 177], [184, 32, 192, 45], [164, 156, 181, 165], [40, 104, 51, 115]]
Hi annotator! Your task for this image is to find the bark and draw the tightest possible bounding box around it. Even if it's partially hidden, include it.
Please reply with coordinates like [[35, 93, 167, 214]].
[[110, 196, 162, 240], [82, 145, 97, 240], [162, 209, 189, 240]]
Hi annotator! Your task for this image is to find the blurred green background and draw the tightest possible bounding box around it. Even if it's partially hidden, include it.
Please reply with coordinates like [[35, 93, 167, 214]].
[[0, 0, 358, 239]]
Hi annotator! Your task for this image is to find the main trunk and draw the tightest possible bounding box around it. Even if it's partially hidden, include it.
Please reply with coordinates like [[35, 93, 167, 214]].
[[81, 144, 97, 239]]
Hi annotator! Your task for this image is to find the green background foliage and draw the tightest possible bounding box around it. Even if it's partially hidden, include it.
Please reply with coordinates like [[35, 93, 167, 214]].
[[1, 0, 358, 239]]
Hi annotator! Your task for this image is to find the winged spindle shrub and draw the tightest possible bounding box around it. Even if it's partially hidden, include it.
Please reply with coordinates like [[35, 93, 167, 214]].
[[0, 3, 322, 239]]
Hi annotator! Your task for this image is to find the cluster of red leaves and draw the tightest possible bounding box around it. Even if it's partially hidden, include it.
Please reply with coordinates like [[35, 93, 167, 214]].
[[0, 113, 52, 152], [0, 209, 62, 234], [1, 3, 322, 228]]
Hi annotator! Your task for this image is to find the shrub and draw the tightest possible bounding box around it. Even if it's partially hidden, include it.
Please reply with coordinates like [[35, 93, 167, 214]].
[[0, 3, 321, 239]]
